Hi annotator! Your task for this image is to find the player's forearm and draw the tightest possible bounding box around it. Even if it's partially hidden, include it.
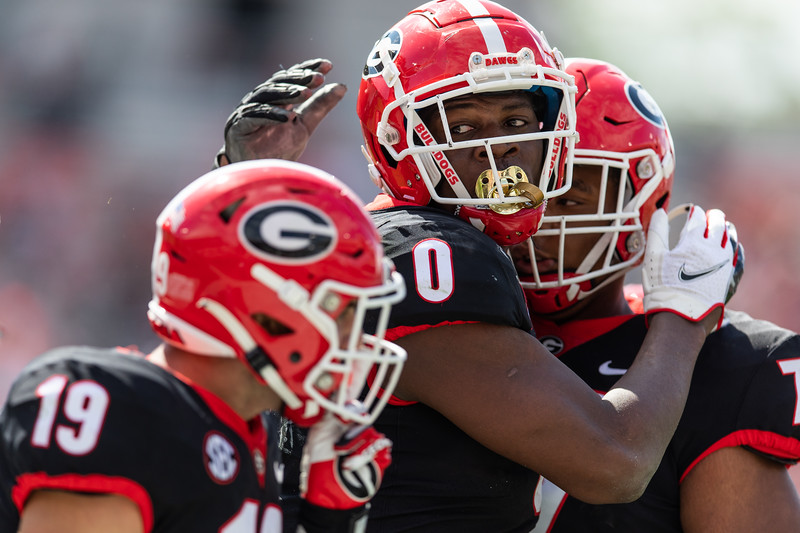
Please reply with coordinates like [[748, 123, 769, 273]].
[[601, 313, 708, 491]]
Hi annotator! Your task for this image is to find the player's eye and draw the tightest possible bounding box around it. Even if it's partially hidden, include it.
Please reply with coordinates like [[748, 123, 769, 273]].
[[450, 123, 474, 136]]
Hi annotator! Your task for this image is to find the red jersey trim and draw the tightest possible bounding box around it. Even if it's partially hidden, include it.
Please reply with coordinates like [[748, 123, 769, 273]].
[[384, 320, 478, 405], [385, 320, 477, 343], [366, 193, 419, 211], [191, 384, 268, 452], [680, 429, 800, 483], [12, 472, 153, 532], [623, 283, 644, 315], [546, 492, 569, 533], [145, 354, 267, 450], [531, 314, 634, 354]]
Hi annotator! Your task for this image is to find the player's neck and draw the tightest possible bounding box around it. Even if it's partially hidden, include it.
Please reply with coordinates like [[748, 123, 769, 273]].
[[148, 344, 282, 420]]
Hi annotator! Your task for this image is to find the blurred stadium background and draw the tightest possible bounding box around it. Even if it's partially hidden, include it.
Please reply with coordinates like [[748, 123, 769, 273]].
[[2, 0, 799, 490]]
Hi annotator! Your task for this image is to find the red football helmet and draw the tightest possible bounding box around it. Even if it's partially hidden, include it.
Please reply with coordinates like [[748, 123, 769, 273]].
[[519, 58, 675, 314], [148, 160, 406, 426], [357, 0, 577, 245]]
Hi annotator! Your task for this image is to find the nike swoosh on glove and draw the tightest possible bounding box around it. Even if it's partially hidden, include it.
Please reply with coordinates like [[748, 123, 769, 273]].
[[642, 205, 743, 329]]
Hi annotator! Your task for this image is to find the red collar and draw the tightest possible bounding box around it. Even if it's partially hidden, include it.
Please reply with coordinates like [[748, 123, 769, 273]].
[[366, 193, 420, 211]]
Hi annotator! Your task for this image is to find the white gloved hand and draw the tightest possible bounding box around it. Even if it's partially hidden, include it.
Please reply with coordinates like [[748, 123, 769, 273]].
[[642, 205, 743, 328]]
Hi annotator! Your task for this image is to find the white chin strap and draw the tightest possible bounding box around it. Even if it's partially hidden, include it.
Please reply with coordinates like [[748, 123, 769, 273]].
[[571, 231, 615, 297], [196, 296, 304, 411], [148, 299, 237, 358], [413, 115, 472, 200]]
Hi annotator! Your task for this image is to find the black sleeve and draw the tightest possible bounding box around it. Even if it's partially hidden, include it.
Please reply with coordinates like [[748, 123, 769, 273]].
[[674, 311, 800, 477], [735, 322, 800, 462]]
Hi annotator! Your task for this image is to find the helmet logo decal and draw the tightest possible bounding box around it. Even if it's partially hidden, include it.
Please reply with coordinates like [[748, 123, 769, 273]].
[[625, 82, 665, 128], [203, 431, 239, 484], [363, 29, 402, 78], [240, 202, 337, 264], [483, 55, 518, 67], [335, 445, 383, 502]]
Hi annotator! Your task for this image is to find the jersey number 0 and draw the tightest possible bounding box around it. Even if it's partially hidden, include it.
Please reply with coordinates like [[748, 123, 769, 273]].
[[412, 239, 455, 303]]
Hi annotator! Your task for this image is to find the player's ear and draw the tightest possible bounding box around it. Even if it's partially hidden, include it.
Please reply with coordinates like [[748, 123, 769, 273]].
[[213, 146, 230, 169]]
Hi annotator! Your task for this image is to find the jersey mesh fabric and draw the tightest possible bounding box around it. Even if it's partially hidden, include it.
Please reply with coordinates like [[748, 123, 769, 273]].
[[0, 346, 282, 532], [530, 307, 800, 532]]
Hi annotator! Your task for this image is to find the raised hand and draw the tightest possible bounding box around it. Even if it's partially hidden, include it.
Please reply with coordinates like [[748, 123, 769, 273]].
[[642, 204, 744, 329], [215, 58, 346, 166]]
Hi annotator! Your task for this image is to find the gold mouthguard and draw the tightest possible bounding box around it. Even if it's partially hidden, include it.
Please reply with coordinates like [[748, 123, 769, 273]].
[[475, 166, 545, 214]]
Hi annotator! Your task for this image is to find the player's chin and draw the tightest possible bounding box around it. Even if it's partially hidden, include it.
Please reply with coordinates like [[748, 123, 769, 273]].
[[535, 258, 557, 273], [510, 251, 535, 275], [514, 260, 533, 277]]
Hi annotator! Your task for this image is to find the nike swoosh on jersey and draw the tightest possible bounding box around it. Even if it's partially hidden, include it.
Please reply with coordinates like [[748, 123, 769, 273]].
[[599, 360, 628, 376], [678, 261, 728, 281]]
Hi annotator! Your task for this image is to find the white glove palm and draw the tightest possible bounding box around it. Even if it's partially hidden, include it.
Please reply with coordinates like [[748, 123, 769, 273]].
[[643, 205, 743, 327]]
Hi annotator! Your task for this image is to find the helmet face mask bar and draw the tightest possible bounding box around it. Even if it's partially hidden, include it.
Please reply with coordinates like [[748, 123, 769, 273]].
[[148, 159, 407, 427], [520, 149, 671, 311], [518, 57, 675, 315], [358, 0, 579, 245], [380, 54, 576, 209], [285, 259, 407, 426]]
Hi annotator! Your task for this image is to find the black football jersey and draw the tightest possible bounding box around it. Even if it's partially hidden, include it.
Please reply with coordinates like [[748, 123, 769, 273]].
[[365, 200, 540, 532], [529, 308, 800, 533], [369, 200, 532, 333], [280, 199, 541, 532], [0, 346, 283, 532]]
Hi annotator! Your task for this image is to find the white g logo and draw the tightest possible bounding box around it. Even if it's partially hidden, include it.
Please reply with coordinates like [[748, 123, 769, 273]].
[[239, 201, 337, 265]]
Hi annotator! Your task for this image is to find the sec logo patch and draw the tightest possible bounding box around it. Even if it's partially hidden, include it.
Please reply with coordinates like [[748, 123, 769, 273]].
[[204, 431, 240, 485]]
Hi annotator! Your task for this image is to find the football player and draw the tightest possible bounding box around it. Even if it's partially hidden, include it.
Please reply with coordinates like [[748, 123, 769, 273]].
[[514, 58, 800, 532], [215, 1, 744, 530], [0, 159, 408, 532]]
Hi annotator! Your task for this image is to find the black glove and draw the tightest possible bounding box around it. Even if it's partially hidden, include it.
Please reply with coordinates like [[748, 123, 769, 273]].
[[215, 58, 346, 167], [723, 218, 745, 304]]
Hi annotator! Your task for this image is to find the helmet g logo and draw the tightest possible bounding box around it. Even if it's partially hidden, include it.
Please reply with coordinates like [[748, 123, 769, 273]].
[[240, 201, 337, 264], [625, 81, 665, 128], [363, 29, 402, 78]]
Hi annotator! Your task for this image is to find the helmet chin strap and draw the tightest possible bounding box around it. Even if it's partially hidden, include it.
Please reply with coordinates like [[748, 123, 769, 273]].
[[562, 231, 615, 301], [196, 296, 304, 411], [148, 299, 238, 358], [555, 227, 633, 303], [412, 115, 473, 200], [251, 263, 310, 311]]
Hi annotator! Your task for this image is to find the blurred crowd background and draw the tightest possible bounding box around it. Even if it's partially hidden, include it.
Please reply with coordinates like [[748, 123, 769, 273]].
[[2, 0, 799, 487]]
